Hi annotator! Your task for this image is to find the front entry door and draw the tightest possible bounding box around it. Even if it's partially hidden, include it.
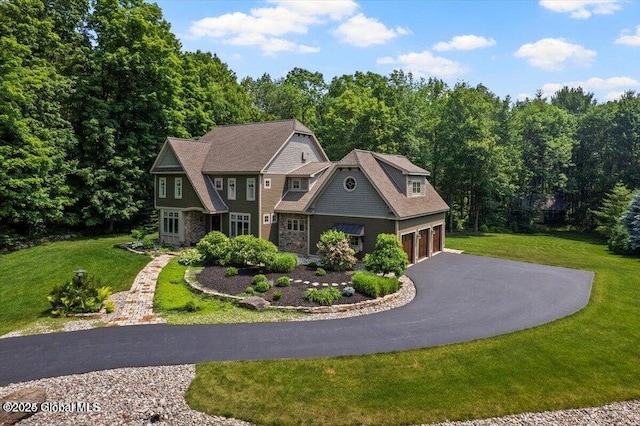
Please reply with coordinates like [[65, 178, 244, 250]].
[[161, 210, 180, 245], [402, 233, 415, 264]]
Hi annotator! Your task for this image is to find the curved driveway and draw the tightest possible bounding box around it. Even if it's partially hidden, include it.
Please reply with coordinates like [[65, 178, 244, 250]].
[[0, 253, 593, 386]]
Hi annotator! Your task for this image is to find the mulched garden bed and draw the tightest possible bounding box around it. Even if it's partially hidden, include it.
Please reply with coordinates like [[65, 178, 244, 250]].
[[196, 265, 374, 307]]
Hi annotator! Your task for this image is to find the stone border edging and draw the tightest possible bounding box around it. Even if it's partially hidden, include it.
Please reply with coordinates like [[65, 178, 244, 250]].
[[184, 266, 414, 314]]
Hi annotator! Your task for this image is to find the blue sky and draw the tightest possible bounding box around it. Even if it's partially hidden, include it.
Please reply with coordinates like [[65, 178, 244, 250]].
[[154, 0, 640, 103]]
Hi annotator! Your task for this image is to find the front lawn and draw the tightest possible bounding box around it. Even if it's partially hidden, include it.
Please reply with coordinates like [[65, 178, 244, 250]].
[[0, 235, 151, 335], [186, 231, 640, 425], [154, 258, 303, 324]]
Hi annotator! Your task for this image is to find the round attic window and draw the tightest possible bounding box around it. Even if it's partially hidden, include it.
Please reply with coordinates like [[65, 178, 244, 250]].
[[343, 176, 357, 192]]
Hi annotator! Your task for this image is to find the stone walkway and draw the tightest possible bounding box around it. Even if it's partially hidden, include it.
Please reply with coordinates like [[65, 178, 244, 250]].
[[108, 254, 173, 326]]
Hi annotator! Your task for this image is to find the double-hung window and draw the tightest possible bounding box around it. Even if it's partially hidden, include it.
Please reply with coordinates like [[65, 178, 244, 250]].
[[247, 178, 256, 201], [175, 177, 183, 199], [159, 177, 167, 198], [162, 211, 179, 235], [214, 178, 223, 190], [230, 213, 250, 237], [228, 178, 236, 200]]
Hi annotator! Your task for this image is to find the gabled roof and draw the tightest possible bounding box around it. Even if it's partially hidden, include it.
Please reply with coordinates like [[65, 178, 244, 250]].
[[275, 164, 335, 213], [336, 150, 448, 218], [201, 119, 317, 173], [160, 138, 228, 213]]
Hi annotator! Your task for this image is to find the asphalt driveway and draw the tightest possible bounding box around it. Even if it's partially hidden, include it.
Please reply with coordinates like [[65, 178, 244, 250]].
[[0, 253, 593, 386]]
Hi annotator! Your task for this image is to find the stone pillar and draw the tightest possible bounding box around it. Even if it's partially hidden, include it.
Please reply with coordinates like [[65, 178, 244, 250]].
[[183, 211, 206, 246]]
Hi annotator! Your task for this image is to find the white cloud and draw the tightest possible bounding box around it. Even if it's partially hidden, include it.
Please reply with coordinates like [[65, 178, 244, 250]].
[[268, 0, 358, 20], [539, 76, 640, 98], [517, 93, 533, 102], [189, 1, 358, 55], [515, 38, 596, 70], [615, 25, 640, 46], [376, 50, 467, 77], [332, 13, 410, 47], [605, 91, 626, 101], [539, 0, 625, 19], [433, 35, 496, 51]]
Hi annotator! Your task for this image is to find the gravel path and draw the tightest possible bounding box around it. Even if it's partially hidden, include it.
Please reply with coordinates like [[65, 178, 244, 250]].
[[1, 365, 638, 425]]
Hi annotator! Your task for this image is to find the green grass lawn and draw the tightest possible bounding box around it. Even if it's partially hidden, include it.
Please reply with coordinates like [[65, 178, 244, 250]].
[[154, 258, 303, 324], [186, 231, 640, 426], [0, 235, 151, 335]]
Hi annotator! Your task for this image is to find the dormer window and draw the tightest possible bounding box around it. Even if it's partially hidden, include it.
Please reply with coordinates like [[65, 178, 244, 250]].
[[412, 180, 422, 195], [343, 176, 357, 192], [291, 178, 301, 190]]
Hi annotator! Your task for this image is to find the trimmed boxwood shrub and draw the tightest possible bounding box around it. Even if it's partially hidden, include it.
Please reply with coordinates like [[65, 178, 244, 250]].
[[255, 280, 271, 293], [229, 235, 277, 267], [304, 288, 341, 306], [352, 271, 399, 297], [225, 266, 239, 277], [245, 286, 255, 295], [252, 274, 268, 285], [276, 276, 291, 287], [269, 252, 298, 273]]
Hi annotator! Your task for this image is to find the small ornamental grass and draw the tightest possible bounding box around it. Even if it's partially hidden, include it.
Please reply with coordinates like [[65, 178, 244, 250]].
[[276, 276, 291, 287], [303, 288, 341, 306], [351, 271, 399, 298], [269, 253, 298, 273], [225, 267, 239, 277]]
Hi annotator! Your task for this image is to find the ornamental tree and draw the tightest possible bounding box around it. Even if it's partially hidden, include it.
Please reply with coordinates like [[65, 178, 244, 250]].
[[316, 230, 356, 271], [363, 233, 409, 277]]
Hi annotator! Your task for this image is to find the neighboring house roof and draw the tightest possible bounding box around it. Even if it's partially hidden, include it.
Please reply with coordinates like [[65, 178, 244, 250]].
[[275, 164, 336, 213], [287, 162, 332, 177], [200, 119, 318, 173], [336, 150, 448, 218]]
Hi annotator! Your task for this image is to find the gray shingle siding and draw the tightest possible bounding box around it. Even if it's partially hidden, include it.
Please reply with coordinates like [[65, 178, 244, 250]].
[[264, 134, 324, 174], [158, 148, 181, 167], [312, 169, 391, 218]]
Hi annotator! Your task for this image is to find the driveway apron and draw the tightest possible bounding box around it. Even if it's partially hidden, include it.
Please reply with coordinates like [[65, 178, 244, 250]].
[[0, 253, 593, 386]]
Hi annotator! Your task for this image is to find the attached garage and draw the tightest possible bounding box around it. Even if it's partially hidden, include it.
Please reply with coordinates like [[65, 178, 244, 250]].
[[402, 233, 415, 264], [418, 229, 429, 260], [432, 224, 442, 254]]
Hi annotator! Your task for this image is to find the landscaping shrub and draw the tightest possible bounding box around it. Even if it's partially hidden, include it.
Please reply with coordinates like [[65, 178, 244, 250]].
[[269, 252, 298, 273], [352, 271, 399, 298], [342, 286, 355, 297], [182, 300, 200, 312], [276, 276, 291, 287], [104, 300, 116, 313], [255, 280, 271, 293], [142, 236, 156, 249], [304, 288, 342, 306], [363, 233, 408, 277], [252, 274, 268, 285], [315, 267, 326, 276], [273, 291, 283, 301], [178, 248, 205, 266], [608, 223, 632, 254], [245, 286, 255, 295], [229, 235, 277, 267], [316, 230, 356, 271], [196, 231, 231, 265], [48, 273, 111, 316], [130, 228, 147, 241], [307, 260, 318, 268], [225, 266, 239, 277]]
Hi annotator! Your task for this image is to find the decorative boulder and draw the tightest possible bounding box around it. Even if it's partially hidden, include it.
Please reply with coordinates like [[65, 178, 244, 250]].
[[238, 296, 271, 311], [0, 387, 46, 426]]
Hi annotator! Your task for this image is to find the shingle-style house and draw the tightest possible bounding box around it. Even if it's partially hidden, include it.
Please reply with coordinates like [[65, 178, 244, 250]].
[[150, 119, 449, 263]]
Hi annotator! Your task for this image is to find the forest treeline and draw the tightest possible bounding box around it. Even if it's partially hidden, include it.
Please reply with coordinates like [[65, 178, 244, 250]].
[[1, 0, 639, 247]]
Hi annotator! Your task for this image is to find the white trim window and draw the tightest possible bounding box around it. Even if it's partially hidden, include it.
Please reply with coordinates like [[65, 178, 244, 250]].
[[247, 178, 256, 201], [159, 177, 167, 198], [409, 179, 422, 197], [263, 213, 271, 224], [162, 211, 179, 235], [291, 178, 301, 190], [175, 177, 183, 199], [214, 178, 223, 190], [230, 213, 250, 237], [286, 218, 306, 232], [271, 213, 277, 223], [264, 178, 271, 189], [228, 178, 236, 200]]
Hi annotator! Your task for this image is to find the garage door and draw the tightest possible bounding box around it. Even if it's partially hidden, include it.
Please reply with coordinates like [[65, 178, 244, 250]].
[[432, 225, 442, 253], [402, 233, 415, 263], [418, 229, 428, 259]]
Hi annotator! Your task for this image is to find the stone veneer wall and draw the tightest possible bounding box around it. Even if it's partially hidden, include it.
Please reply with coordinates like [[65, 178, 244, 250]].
[[183, 211, 206, 246], [278, 214, 308, 254]]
